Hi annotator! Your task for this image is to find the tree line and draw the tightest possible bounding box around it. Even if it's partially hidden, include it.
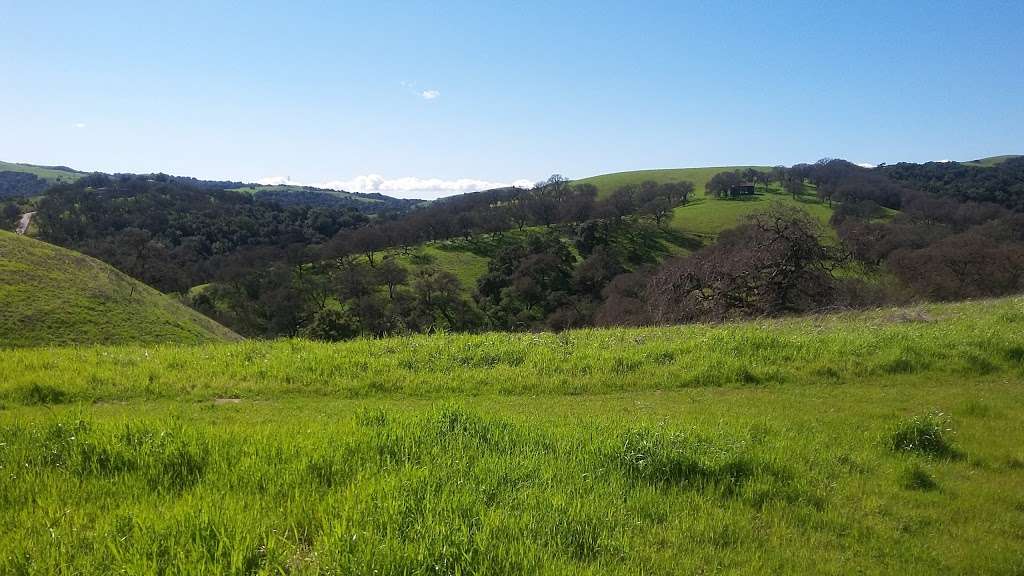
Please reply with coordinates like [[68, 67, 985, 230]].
[[20, 159, 1024, 340]]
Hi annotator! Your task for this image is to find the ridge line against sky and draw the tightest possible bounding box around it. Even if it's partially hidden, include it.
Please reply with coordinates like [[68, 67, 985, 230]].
[[2, 1, 1022, 200], [255, 174, 537, 199]]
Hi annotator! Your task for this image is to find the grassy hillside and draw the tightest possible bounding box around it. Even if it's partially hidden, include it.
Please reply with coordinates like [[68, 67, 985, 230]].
[[401, 168, 837, 288], [0, 297, 1022, 573], [575, 166, 769, 199], [574, 165, 836, 244], [0, 160, 84, 184], [670, 186, 835, 241], [962, 154, 1022, 167], [0, 231, 240, 348]]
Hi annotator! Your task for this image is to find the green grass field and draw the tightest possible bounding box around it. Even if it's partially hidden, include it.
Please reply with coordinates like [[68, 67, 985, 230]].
[[0, 161, 84, 184], [0, 231, 240, 348], [1, 297, 1022, 573]]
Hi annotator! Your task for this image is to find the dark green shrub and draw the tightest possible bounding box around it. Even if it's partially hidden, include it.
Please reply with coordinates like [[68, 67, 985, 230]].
[[615, 426, 790, 497], [899, 463, 938, 491], [16, 383, 68, 405]]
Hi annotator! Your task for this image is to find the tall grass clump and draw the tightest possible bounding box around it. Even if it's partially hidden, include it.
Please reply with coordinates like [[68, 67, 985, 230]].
[[887, 410, 958, 458], [613, 424, 812, 507]]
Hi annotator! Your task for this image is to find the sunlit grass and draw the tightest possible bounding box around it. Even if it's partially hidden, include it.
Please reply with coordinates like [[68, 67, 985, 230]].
[[1, 297, 1023, 573], [2, 297, 1021, 404]]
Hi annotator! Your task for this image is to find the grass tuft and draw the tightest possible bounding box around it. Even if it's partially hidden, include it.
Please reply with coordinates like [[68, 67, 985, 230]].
[[899, 462, 939, 491], [15, 383, 67, 405], [888, 410, 958, 458]]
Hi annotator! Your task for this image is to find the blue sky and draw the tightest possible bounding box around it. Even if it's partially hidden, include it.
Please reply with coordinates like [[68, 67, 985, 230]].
[[2, 1, 1022, 198]]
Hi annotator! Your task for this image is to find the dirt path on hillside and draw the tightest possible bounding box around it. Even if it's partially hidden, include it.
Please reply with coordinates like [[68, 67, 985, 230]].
[[16, 212, 35, 235]]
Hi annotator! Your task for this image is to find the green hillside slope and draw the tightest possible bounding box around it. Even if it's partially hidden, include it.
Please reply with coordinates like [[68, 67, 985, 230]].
[[0, 231, 240, 347], [670, 187, 835, 240], [0, 161, 85, 184], [575, 166, 770, 198], [962, 155, 1022, 167], [572, 165, 835, 244], [365, 169, 837, 290]]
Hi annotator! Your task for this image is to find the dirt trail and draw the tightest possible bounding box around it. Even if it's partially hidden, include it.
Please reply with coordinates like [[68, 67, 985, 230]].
[[16, 212, 35, 235]]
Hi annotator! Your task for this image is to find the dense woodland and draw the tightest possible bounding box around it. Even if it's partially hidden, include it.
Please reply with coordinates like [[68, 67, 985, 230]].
[[4, 158, 1024, 339], [32, 174, 368, 293], [0, 171, 50, 200], [879, 157, 1024, 210]]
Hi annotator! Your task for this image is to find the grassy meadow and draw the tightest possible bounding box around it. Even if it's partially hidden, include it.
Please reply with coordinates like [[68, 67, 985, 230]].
[[1, 297, 1023, 573], [669, 188, 834, 240]]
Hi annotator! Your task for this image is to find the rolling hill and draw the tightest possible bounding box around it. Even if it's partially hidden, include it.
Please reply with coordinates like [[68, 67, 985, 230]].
[[0, 230, 240, 347], [0, 161, 86, 184], [962, 154, 1022, 167], [574, 166, 770, 198], [571, 165, 837, 240], [229, 183, 423, 212], [0, 159, 418, 211], [331, 166, 838, 292], [0, 161, 85, 200]]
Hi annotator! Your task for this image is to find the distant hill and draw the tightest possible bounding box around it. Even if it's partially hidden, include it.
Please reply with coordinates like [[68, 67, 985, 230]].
[[230, 184, 423, 212], [961, 155, 1022, 167], [0, 161, 85, 183], [0, 231, 240, 348], [574, 166, 770, 199], [0, 159, 418, 211], [0, 161, 85, 200], [571, 165, 831, 240]]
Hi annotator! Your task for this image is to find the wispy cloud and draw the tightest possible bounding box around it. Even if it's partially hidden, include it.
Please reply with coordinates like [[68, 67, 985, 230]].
[[73, 122, 86, 129], [855, 162, 875, 168], [401, 81, 441, 101], [256, 174, 534, 199], [256, 176, 303, 186]]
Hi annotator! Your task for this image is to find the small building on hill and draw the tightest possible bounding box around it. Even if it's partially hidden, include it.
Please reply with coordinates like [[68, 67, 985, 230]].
[[727, 183, 756, 198]]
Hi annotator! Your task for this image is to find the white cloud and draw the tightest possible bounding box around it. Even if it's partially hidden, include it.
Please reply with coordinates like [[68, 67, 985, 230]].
[[855, 162, 875, 168], [318, 175, 533, 199], [933, 159, 953, 163], [255, 174, 534, 199], [420, 90, 440, 100], [256, 176, 303, 186], [73, 122, 86, 129]]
